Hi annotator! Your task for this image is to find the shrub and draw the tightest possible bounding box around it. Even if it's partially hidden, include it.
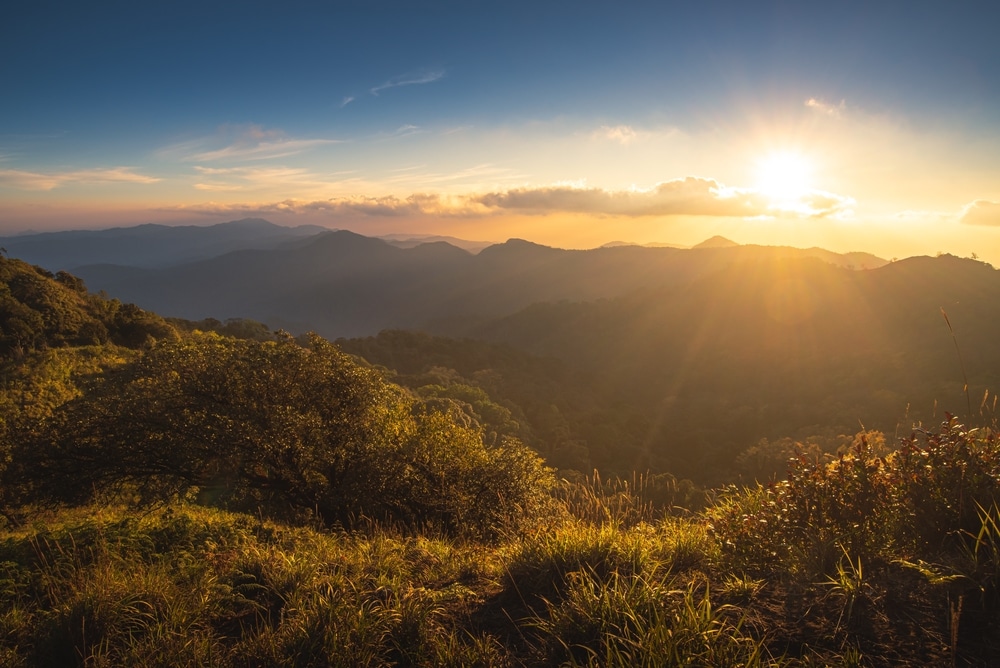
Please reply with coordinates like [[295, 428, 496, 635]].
[[890, 418, 1000, 552], [10, 334, 551, 539], [709, 422, 1000, 578]]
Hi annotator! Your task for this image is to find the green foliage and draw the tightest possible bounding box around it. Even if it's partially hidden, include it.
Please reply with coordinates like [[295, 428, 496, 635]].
[[0, 258, 102, 356], [168, 316, 277, 341], [552, 471, 707, 528], [891, 420, 1000, 551], [708, 423, 1000, 577], [338, 329, 607, 474], [734, 436, 835, 484], [0, 345, 136, 512], [533, 570, 771, 667], [8, 334, 551, 538], [0, 257, 178, 359], [708, 422, 1000, 662], [416, 381, 524, 446], [0, 505, 510, 667]]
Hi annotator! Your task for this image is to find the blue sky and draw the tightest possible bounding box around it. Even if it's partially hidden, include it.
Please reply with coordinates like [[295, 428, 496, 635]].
[[3, 0, 1000, 260]]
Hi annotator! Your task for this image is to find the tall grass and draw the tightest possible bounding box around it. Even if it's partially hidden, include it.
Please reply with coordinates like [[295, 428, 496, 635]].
[[0, 505, 508, 667], [8, 425, 996, 666]]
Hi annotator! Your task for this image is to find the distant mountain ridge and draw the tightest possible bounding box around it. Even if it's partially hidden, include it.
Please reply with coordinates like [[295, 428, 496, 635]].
[[59, 223, 888, 337], [377, 233, 494, 253], [0, 218, 328, 270]]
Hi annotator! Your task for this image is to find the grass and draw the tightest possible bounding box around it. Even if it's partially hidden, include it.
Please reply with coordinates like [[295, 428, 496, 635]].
[[4, 426, 1000, 665], [0, 494, 770, 666]]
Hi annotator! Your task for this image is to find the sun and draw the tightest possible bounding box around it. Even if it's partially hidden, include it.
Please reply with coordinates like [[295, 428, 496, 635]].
[[754, 151, 813, 203]]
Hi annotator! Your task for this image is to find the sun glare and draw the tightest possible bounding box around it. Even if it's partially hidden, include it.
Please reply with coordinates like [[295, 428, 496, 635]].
[[755, 151, 813, 203]]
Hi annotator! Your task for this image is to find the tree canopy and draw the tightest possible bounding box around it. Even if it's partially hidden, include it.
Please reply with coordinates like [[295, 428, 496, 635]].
[[0, 256, 178, 358]]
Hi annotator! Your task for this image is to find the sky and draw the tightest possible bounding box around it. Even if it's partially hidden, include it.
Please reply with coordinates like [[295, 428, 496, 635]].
[[3, 0, 1000, 262]]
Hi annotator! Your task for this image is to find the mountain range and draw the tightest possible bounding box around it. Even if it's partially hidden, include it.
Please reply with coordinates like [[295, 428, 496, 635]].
[[13, 219, 887, 338], [4, 217, 999, 481]]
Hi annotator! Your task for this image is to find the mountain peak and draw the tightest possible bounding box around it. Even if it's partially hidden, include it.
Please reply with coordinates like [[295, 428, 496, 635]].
[[478, 238, 556, 256], [692, 235, 739, 249]]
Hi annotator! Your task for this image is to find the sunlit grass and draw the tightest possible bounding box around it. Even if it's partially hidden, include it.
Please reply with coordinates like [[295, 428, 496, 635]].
[[4, 424, 999, 665]]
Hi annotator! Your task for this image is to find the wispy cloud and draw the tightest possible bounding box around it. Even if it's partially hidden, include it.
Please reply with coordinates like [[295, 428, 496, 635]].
[[340, 95, 356, 108], [597, 125, 638, 144], [0, 167, 159, 191], [157, 124, 341, 162], [381, 163, 526, 189], [805, 97, 847, 118], [892, 209, 954, 222], [190, 165, 344, 194], [370, 69, 445, 96], [590, 124, 680, 146], [392, 124, 421, 137], [960, 199, 1000, 226]]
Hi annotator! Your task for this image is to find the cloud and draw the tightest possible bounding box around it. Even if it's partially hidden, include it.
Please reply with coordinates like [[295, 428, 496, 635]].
[[805, 97, 846, 118], [475, 178, 771, 217], [782, 190, 856, 218], [392, 124, 421, 137], [189, 165, 340, 194], [157, 124, 341, 162], [474, 179, 854, 219], [960, 199, 1000, 226], [591, 124, 680, 145], [598, 125, 638, 144], [340, 96, 356, 108], [370, 69, 445, 96], [163, 178, 855, 222], [193, 182, 244, 192], [381, 163, 525, 189], [162, 193, 490, 219], [0, 167, 159, 191]]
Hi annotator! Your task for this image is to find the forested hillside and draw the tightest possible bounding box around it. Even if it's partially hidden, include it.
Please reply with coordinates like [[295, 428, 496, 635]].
[[339, 254, 1000, 483], [0, 256, 179, 357]]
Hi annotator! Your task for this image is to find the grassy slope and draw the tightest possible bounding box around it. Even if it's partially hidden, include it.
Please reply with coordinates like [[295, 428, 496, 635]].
[[0, 502, 764, 668], [5, 432, 997, 668]]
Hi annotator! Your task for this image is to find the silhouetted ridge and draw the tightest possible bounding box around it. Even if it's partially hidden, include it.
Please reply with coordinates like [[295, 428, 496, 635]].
[[299, 229, 400, 257], [405, 241, 473, 260], [692, 235, 739, 249], [0, 218, 328, 271], [219, 217, 284, 230], [478, 238, 560, 257]]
